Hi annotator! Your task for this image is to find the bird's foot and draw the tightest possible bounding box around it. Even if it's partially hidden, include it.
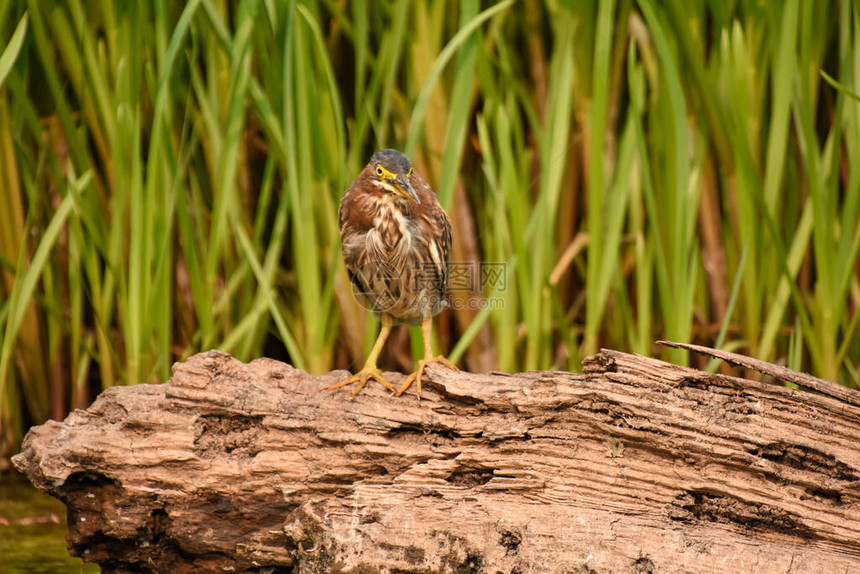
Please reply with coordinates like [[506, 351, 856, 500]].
[[396, 356, 458, 399], [327, 367, 397, 396]]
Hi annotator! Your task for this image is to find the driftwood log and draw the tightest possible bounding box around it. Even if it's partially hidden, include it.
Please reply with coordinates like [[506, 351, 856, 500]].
[[12, 347, 860, 573]]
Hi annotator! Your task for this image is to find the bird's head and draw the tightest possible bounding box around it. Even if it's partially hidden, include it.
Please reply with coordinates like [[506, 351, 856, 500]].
[[368, 149, 420, 204]]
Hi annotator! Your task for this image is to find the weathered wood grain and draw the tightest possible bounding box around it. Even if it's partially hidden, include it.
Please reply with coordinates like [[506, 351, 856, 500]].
[[13, 349, 860, 573]]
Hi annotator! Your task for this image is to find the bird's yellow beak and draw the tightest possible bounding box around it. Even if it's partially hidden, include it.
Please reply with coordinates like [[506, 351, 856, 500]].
[[393, 174, 420, 204]]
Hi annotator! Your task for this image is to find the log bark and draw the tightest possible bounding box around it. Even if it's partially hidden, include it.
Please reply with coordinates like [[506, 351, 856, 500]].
[[12, 348, 860, 573]]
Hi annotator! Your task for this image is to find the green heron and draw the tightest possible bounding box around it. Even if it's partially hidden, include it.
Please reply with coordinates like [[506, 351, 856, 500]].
[[329, 149, 456, 398]]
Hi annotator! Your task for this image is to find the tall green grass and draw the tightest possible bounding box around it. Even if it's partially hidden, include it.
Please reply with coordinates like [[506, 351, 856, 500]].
[[1, 0, 859, 458]]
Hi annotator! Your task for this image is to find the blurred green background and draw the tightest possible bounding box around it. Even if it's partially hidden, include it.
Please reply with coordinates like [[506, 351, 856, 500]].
[[2, 0, 860, 465]]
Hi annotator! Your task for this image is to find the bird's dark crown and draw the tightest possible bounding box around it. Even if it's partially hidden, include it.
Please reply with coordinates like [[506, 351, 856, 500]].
[[370, 149, 412, 175]]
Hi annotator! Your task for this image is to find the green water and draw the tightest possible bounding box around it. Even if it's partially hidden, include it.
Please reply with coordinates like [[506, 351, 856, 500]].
[[0, 473, 100, 573]]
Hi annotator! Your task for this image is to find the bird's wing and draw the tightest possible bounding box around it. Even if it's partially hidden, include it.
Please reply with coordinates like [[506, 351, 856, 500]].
[[412, 174, 453, 298], [339, 185, 372, 284], [437, 207, 453, 296]]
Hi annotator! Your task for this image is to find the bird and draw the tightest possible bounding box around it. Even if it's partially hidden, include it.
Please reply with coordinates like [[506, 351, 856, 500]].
[[329, 149, 456, 399]]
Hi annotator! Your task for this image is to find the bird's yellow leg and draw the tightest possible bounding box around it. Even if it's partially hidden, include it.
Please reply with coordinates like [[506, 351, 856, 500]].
[[396, 315, 457, 399], [328, 314, 397, 395]]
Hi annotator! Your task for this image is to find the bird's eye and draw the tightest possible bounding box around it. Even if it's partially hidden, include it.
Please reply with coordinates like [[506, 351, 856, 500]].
[[376, 166, 384, 176]]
